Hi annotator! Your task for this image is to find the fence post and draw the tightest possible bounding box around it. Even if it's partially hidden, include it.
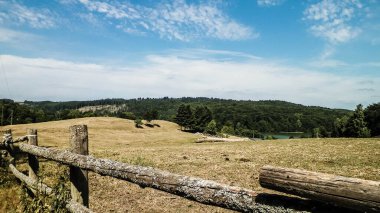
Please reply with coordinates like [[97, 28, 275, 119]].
[[4, 129, 15, 165], [69, 125, 89, 207], [27, 129, 39, 181]]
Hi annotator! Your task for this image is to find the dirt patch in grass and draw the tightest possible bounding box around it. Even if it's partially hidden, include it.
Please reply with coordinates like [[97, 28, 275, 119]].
[[1, 117, 379, 212]]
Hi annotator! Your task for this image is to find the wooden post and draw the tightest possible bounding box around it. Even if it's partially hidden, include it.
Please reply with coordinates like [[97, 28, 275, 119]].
[[4, 129, 15, 165], [259, 165, 380, 212], [69, 125, 89, 207], [27, 129, 39, 181]]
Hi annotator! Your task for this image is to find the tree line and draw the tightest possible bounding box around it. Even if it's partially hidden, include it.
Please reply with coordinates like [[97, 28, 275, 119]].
[[1, 98, 379, 138], [173, 103, 379, 138]]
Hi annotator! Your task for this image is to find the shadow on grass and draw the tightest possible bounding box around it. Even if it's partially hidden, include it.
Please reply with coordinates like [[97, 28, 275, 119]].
[[144, 123, 155, 128]]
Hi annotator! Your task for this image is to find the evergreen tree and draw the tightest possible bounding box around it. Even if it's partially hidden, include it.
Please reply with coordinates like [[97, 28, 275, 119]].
[[192, 106, 212, 132], [143, 109, 159, 123], [175, 104, 193, 130], [364, 103, 380, 136], [174, 104, 187, 129], [345, 104, 371, 137], [183, 105, 193, 130]]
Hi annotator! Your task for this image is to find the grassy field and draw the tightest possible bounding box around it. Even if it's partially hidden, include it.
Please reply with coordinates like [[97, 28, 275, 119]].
[[1, 117, 379, 212]]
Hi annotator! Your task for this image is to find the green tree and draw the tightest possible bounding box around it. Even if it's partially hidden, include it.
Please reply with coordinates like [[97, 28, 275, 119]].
[[204, 120, 217, 135], [294, 113, 303, 130], [175, 104, 193, 130], [67, 110, 81, 119], [192, 106, 213, 132], [119, 111, 136, 120], [234, 122, 244, 135], [312, 127, 320, 138], [143, 109, 159, 123], [221, 125, 235, 135], [364, 103, 380, 136], [345, 104, 371, 138], [333, 116, 349, 137], [134, 118, 143, 128], [174, 104, 186, 129], [257, 120, 271, 132]]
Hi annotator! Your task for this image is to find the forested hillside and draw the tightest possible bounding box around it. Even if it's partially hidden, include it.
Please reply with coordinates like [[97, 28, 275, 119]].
[[1, 97, 354, 136]]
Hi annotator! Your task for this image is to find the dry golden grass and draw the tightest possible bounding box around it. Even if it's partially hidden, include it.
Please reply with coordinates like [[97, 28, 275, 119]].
[[1, 117, 379, 212]]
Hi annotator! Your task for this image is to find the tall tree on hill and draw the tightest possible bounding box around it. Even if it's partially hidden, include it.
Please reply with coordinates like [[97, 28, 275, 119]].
[[175, 104, 193, 130], [192, 106, 213, 132], [364, 103, 380, 136], [143, 109, 159, 123], [345, 104, 371, 138]]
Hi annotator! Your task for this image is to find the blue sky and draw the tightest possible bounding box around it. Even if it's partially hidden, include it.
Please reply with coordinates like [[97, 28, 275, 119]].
[[0, 0, 379, 109]]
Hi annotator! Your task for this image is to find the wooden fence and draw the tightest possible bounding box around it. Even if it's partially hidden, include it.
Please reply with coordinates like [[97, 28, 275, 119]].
[[1, 125, 379, 212]]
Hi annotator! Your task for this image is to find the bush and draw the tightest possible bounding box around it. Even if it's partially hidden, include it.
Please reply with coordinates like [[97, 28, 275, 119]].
[[221, 125, 235, 135], [204, 120, 217, 135], [134, 118, 143, 128]]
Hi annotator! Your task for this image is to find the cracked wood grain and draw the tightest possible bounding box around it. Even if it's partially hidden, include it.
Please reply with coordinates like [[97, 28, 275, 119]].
[[259, 165, 380, 213]]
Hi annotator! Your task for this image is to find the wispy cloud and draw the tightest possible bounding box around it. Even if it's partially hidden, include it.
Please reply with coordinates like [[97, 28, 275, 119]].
[[163, 48, 262, 61], [1, 53, 378, 109], [70, 0, 256, 41], [309, 59, 348, 68], [257, 0, 285, 7], [0, 28, 38, 43], [303, 0, 364, 43], [0, 0, 56, 29]]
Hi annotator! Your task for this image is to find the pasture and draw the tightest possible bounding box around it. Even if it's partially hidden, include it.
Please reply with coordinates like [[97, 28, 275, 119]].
[[1, 117, 379, 212]]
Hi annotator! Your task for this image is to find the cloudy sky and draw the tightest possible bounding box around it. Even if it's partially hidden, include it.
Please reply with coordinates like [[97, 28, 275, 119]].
[[0, 0, 379, 109]]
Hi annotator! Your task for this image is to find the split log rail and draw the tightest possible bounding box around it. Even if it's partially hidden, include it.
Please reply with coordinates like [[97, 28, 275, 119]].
[[1, 125, 283, 213], [259, 165, 380, 212], [1, 125, 379, 212]]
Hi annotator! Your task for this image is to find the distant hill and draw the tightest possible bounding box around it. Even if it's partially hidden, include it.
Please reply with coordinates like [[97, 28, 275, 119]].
[[19, 97, 351, 135]]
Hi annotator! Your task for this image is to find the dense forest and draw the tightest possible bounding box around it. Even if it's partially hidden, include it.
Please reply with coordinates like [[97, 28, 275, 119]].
[[1, 97, 379, 138]]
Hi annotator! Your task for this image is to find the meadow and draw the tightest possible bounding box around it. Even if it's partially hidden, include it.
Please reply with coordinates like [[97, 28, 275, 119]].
[[1, 117, 379, 212]]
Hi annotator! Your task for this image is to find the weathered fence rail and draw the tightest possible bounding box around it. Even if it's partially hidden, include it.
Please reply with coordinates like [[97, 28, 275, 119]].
[[259, 165, 380, 212], [2, 125, 380, 213], [1, 125, 291, 212], [1, 127, 93, 213], [18, 143, 271, 212]]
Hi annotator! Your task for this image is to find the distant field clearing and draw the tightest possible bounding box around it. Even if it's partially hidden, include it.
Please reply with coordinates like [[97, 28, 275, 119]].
[[1, 117, 379, 212]]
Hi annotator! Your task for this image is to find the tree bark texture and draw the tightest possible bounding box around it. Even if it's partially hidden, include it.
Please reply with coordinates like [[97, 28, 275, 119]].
[[18, 143, 290, 212], [27, 129, 39, 181], [69, 125, 89, 207], [259, 165, 380, 212]]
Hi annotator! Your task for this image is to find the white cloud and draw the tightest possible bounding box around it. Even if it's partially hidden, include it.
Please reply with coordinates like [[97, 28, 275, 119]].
[[78, 13, 103, 27], [303, 0, 363, 43], [73, 0, 256, 41], [309, 59, 347, 68], [0, 0, 56, 29], [0, 28, 38, 43], [1, 53, 378, 109], [257, 0, 285, 7], [170, 48, 263, 60]]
